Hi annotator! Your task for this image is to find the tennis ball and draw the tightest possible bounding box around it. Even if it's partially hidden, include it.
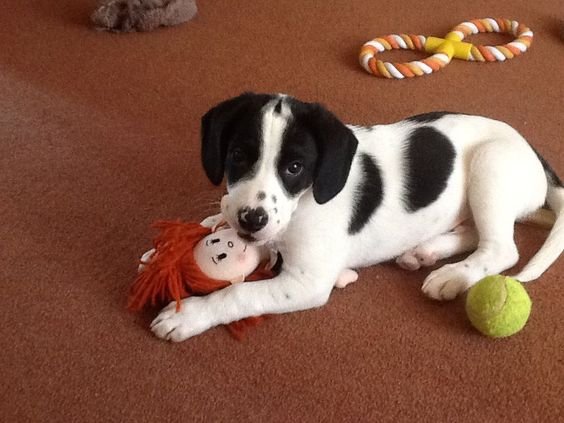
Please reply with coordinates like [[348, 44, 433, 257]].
[[465, 275, 531, 338]]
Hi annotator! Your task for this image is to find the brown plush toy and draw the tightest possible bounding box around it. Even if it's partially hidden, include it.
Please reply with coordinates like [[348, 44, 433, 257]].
[[91, 0, 197, 33]]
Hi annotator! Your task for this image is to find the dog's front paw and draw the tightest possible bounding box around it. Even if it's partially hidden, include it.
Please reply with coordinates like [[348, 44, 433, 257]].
[[421, 264, 474, 301], [150, 297, 213, 342]]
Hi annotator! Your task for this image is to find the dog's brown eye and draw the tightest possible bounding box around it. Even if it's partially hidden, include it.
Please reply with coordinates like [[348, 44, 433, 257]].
[[286, 161, 303, 176], [231, 148, 247, 164]]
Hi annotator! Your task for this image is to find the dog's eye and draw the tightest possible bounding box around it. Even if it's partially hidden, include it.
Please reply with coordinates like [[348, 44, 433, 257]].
[[231, 148, 247, 164], [286, 161, 304, 176]]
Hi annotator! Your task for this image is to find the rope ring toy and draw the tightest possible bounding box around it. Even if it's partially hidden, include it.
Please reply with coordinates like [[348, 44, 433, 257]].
[[359, 18, 533, 79]]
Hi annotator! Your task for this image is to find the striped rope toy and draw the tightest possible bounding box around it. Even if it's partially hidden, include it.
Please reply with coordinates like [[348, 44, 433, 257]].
[[359, 18, 533, 79]]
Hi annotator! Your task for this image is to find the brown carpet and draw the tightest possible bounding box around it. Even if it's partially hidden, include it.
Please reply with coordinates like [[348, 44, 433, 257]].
[[1, 1, 563, 422]]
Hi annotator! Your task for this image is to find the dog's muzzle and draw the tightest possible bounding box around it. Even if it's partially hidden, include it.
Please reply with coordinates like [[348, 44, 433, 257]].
[[237, 206, 269, 233]]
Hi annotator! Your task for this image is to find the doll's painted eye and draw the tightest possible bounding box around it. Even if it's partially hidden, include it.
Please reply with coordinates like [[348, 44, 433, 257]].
[[207, 238, 220, 246], [227, 241, 234, 248], [217, 253, 227, 261]]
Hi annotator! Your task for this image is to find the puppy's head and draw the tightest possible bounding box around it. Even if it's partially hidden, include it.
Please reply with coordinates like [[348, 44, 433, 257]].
[[201, 92, 358, 243]]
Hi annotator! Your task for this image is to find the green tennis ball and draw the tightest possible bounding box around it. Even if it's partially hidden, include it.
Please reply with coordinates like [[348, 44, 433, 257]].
[[465, 275, 532, 338]]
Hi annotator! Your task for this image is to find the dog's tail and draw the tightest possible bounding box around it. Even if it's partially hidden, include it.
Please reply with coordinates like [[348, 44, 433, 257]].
[[514, 164, 564, 282]]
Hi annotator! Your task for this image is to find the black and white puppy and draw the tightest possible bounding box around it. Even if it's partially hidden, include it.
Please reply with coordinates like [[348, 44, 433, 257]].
[[151, 92, 564, 342]]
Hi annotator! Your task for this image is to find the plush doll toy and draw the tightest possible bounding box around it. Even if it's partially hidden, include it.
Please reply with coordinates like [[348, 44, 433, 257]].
[[129, 217, 358, 339], [129, 219, 275, 339]]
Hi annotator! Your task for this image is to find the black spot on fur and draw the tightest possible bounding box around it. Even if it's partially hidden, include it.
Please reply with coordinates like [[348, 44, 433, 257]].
[[257, 191, 266, 201], [406, 111, 460, 123], [404, 127, 456, 212], [272, 195, 277, 203], [274, 99, 283, 114], [224, 135, 262, 186], [349, 154, 383, 235], [533, 147, 563, 187], [285, 99, 358, 204], [276, 118, 318, 197], [201, 93, 275, 185]]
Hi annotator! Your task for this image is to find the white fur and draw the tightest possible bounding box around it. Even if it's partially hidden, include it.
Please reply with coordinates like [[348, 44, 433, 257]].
[[151, 107, 563, 342]]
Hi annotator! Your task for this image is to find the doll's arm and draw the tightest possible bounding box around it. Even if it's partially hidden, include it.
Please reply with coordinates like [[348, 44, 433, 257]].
[[199, 213, 226, 232], [138, 248, 156, 273]]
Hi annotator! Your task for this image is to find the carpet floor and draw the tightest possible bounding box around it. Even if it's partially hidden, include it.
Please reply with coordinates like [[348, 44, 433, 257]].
[[1, 1, 562, 422]]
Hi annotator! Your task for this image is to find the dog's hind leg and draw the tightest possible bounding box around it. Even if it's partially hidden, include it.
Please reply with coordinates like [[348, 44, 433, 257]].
[[422, 137, 547, 300], [400, 208, 558, 272], [396, 225, 479, 270]]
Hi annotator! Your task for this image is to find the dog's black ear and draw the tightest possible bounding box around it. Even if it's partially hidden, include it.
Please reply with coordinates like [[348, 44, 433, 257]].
[[201, 93, 255, 185], [307, 104, 358, 204]]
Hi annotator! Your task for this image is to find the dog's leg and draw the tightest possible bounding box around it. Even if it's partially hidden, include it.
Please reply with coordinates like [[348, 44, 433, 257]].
[[422, 139, 546, 300], [396, 225, 479, 270], [150, 270, 338, 341]]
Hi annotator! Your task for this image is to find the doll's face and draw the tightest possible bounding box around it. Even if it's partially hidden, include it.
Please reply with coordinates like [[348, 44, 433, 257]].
[[193, 228, 262, 283]]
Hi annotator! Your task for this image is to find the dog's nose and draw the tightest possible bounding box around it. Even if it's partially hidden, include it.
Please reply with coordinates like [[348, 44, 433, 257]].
[[238, 206, 269, 233]]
